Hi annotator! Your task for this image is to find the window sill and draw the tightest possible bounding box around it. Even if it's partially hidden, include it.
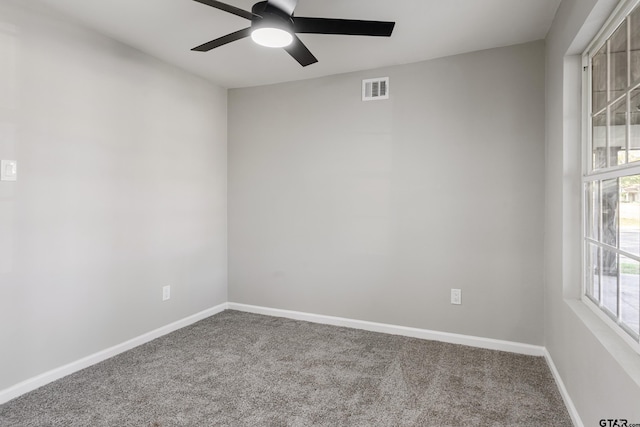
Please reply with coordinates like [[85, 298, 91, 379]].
[[566, 299, 640, 388]]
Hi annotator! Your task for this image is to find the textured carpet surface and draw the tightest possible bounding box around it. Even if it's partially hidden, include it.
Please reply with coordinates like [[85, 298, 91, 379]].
[[0, 310, 572, 426]]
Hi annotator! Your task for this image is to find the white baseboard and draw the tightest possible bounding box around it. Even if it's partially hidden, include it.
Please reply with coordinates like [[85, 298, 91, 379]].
[[227, 302, 546, 356], [230, 303, 585, 424], [2, 300, 581, 427], [543, 349, 584, 427], [0, 303, 229, 405]]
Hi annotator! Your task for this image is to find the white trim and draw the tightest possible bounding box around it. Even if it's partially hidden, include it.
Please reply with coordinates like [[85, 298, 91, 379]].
[[544, 349, 584, 427], [581, 0, 640, 356], [567, 299, 640, 389], [0, 303, 229, 405], [227, 302, 545, 356], [231, 303, 583, 424], [584, 0, 640, 56], [583, 55, 591, 177], [583, 162, 640, 181], [2, 301, 581, 426], [584, 237, 640, 264], [583, 296, 640, 352]]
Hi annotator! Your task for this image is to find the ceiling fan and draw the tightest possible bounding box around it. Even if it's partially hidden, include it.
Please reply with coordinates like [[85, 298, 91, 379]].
[[191, 0, 396, 67]]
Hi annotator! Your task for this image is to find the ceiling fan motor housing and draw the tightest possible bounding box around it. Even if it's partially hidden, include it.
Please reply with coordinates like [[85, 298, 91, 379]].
[[251, 1, 294, 33], [191, 0, 395, 66]]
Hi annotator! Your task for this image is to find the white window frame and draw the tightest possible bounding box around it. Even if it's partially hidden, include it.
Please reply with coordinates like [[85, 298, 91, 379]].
[[582, 0, 640, 355]]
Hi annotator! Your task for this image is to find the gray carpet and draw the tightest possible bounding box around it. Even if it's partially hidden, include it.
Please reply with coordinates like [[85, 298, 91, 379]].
[[0, 310, 572, 426]]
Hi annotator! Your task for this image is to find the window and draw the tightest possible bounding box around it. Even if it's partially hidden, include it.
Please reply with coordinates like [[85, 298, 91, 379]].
[[584, 0, 640, 353]]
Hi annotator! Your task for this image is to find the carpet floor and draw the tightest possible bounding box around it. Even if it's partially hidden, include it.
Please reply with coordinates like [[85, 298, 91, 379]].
[[0, 310, 572, 426]]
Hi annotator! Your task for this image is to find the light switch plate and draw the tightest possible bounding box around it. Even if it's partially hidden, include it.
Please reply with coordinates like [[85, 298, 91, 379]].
[[1, 160, 17, 181]]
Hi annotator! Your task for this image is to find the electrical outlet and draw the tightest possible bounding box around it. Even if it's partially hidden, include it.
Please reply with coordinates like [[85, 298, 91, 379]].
[[162, 285, 171, 301], [1, 160, 17, 181], [451, 289, 461, 305]]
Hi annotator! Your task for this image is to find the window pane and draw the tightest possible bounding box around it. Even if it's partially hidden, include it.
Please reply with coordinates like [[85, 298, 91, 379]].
[[611, 97, 628, 165], [586, 181, 600, 240], [587, 243, 601, 302], [620, 175, 640, 256], [593, 44, 607, 112], [631, 7, 640, 84], [593, 112, 607, 169], [586, 4, 640, 347], [619, 255, 640, 335], [610, 22, 628, 100], [602, 247, 619, 316], [630, 88, 640, 163], [602, 178, 619, 248]]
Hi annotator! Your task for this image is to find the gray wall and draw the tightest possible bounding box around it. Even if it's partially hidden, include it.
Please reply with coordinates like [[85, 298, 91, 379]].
[[0, 1, 228, 390], [10, 1, 639, 421], [229, 41, 546, 345], [545, 0, 640, 423]]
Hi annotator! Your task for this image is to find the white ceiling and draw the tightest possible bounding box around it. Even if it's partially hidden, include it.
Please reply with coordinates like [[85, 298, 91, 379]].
[[28, 0, 562, 88]]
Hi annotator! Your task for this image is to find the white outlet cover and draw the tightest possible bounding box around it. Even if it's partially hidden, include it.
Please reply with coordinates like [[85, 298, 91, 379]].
[[1, 160, 17, 181], [162, 285, 171, 301], [451, 289, 462, 305]]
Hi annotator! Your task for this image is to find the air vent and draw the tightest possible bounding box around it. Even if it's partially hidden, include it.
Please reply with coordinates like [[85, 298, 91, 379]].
[[362, 77, 389, 101]]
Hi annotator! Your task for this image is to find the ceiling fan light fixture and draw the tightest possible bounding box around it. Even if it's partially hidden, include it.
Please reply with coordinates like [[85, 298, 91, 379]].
[[191, 0, 395, 67], [251, 27, 293, 48]]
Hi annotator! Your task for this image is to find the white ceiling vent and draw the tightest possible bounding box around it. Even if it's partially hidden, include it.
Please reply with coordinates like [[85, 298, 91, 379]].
[[362, 77, 389, 101]]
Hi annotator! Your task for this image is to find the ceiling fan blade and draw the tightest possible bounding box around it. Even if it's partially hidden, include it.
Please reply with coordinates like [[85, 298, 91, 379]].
[[192, 0, 256, 20], [267, 0, 298, 16], [283, 35, 318, 67], [192, 27, 252, 51], [294, 17, 395, 37]]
